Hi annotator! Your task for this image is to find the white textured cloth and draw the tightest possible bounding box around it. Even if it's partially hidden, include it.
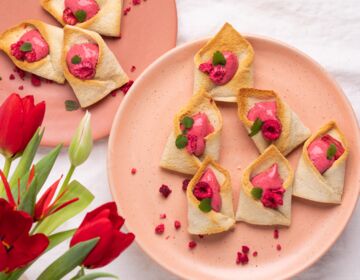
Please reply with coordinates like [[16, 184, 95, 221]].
[[15, 0, 360, 279]]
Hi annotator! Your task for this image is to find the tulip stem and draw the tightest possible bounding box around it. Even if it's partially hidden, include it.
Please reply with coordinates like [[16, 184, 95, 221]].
[[3, 157, 12, 178], [60, 164, 76, 193]]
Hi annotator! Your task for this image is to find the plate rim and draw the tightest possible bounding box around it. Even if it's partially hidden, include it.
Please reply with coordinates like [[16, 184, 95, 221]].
[[107, 34, 360, 279]]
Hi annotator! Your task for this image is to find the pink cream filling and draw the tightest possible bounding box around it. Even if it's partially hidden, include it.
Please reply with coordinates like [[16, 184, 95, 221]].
[[10, 29, 49, 62], [247, 101, 277, 122], [307, 134, 345, 174], [66, 43, 99, 80], [199, 51, 238, 85], [185, 113, 214, 157], [251, 164, 285, 209], [63, 0, 100, 24], [198, 168, 221, 212]]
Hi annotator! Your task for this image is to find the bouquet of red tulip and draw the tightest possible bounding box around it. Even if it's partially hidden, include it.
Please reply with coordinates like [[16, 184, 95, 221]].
[[0, 94, 135, 280]]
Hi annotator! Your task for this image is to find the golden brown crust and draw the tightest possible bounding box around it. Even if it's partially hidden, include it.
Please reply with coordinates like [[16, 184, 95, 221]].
[[62, 25, 128, 107], [41, 0, 122, 37], [0, 19, 65, 83], [242, 145, 294, 197], [302, 121, 349, 181], [194, 22, 254, 102], [237, 88, 311, 155], [186, 156, 235, 234], [160, 88, 223, 175]]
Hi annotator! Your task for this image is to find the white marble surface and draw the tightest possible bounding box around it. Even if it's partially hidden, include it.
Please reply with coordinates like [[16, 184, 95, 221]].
[[9, 0, 360, 279]]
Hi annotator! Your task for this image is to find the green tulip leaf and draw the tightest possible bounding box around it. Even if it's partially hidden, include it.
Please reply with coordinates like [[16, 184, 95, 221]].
[[34, 180, 94, 235], [18, 176, 38, 216], [11, 144, 62, 201], [37, 238, 99, 280], [76, 272, 118, 280], [47, 229, 77, 252], [9, 128, 43, 189]]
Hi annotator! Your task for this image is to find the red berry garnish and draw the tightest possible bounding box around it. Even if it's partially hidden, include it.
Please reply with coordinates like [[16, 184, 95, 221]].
[[14, 67, 26, 80], [198, 235, 204, 239], [261, 119, 282, 141], [9, 74, 15, 80], [123, 6, 131, 15], [120, 80, 134, 94], [188, 241, 197, 249], [242, 245, 250, 254], [182, 179, 190, 191], [159, 184, 172, 198], [130, 65, 136, 72], [131, 168, 137, 174], [159, 213, 166, 219], [18, 85, 24, 90], [236, 252, 249, 265], [253, 251, 258, 257], [132, 0, 141, 5], [155, 224, 165, 234], [276, 244, 282, 251], [63, 8, 77, 25], [31, 74, 41, 87], [193, 181, 213, 200], [174, 220, 181, 230], [274, 228, 279, 239]]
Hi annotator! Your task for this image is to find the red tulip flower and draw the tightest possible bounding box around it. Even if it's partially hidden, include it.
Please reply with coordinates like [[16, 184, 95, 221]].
[[70, 202, 135, 269], [0, 93, 45, 158], [0, 198, 49, 272]]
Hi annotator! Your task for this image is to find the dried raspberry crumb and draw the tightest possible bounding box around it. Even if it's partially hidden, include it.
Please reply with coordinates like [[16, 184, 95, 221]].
[[159, 213, 166, 219], [155, 224, 165, 234], [130, 65, 136, 72], [253, 251, 258, 257], [9, 74, 15, 80], [44, 79, 53, 84], [159, 184, 172, 198], [274, 228, 279, 239], [14, 67, 26, 80], [110, 90, 118, 97], [131, 168, 137, 174], [132, 0, 141, 5], [276, 244, 282, 251], [182, 179, 190, 191], [124, 6, 131, 15], [198, 235, 204, 239], [31, 74, 41, 87], [188, 241, 197, 249], [165, 235, 170, 240], [174, 220, 181, 230], [18, 85, 24, 90], [242, 245, 250, 254], [236, 252, 249, 265], [120, 80, 134, 94]]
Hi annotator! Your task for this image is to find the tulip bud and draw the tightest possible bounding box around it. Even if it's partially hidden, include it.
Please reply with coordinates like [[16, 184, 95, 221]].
[[68, 111, 93, 167]]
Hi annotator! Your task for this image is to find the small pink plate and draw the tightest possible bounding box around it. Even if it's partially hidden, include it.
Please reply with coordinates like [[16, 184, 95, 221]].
[[108, 36, 360, 279], [0, 0, 177, 146]]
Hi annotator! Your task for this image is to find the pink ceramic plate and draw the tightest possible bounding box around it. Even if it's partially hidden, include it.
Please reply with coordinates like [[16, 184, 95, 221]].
[[0, 0, 177, 146], [108, 36, 360, 279]]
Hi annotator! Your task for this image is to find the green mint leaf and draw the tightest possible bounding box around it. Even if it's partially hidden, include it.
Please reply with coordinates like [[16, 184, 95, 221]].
[[181, 116, 194, 129], [75, 10, 87, 22], [326, 143, 337, 160], [175, 134, 188, 149], [251, 187, 263, 200], [71, 55, 82, 65], [249, 118, 264, 137], [198, 198, 212, 212], [212, 51, 226, 66], [20, 42, 32, 52], [65, 100, 80, 111]]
